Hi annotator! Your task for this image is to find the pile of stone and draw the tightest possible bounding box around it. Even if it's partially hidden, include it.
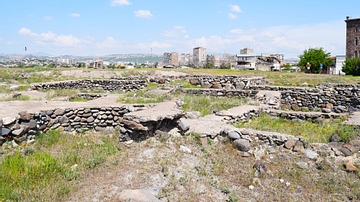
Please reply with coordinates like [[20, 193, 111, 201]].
[[31, 79, 147, 92]]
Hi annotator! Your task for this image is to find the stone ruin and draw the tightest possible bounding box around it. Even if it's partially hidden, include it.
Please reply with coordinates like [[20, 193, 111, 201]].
[[1, 75, 360, 158]]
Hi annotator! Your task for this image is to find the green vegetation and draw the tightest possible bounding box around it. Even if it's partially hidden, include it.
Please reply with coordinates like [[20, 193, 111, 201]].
[[46, 89, 78, 100], [298, 47, 332, 73], [342, 57, 360, 76], [236, 113, 359, 143], [0, 129, 120, 201], [69, 96, 88, 102], [117, 89, 173, 104], [181, 94, 251, 116]]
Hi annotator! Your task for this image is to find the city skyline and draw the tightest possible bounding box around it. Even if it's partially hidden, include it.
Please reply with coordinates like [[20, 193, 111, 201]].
[[1, 0, 359, 59]]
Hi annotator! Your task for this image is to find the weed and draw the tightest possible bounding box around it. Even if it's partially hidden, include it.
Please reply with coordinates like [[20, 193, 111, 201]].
[[46, 89, 78, 100], [236, 113, 359, 143], [69, 96, 88, 102]]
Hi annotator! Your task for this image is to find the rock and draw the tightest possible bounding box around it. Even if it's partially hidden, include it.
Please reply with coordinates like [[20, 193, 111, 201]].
[[3, 117, 16, 126], [189, 79, 200, 85], [118, 118, 147, 131], [296, 162, 308, 169], [12, 126, 29, 136], [9, 85, 19, 91], [340, 147, 352, 156], [178, 118, 190, 131], [211, 82, 222, 89], [305, 150, 318, 159], [228, 131, 241, 140], [1, 128, 11, 136], [325, 103, 333, 109], [284, 139, 296, 150], [117, 187, 161, 202], [330, 134, 340, 142], [59, 116, 69, 124], [87, 116, 94, 123], [54, 108, 66, 116], [345, 161, 358, 172], [322, 108, 332, 113], [293, 140, 304, 152], [24, 119, 37, 130], [291, 104, 300, 111], [179, 145, 192, 154], [238, 151, 251, 157], [19, 111, 32, 121], [233, 139, 251, 152], [186, 111, 201, 119], [343, 144, 359, 153]]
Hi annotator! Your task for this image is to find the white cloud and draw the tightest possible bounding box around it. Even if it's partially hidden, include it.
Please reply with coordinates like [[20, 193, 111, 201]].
[[161, 26, 187, 38], [135, 41, 172, 51], [111, 0, 131, 6], [226, 20, 345, 57], [134, 10, 153, 18], [230, 29, 243, 34], [43, 16, 52, 21], [229, 5, 242, 13], [228, 13, 237, 19], [97, 36, 119, 49], [19, 27, 84, 47], [70, 13, 80, 17]]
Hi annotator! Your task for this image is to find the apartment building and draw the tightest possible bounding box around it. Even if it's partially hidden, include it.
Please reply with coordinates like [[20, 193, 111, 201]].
[[163, 52, 179, 67], [207, 54, 221, 68], [179, 53, 193, 66], [193, 47, 207, 68], [345, 16, 360, 58]]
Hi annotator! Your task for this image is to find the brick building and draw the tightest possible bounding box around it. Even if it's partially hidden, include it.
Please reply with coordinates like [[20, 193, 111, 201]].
[[345, 16, 360, 59]]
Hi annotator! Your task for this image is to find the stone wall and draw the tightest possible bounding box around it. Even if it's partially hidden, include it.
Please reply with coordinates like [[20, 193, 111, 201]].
[[181, 88, 259, 98], [188, 75, 266, 90], [31, 79, 147, 92], [280, 90, 360, 113], [0, 104, 184, 146]]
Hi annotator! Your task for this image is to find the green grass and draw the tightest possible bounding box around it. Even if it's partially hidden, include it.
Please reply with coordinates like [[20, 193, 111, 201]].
[[169, 79, 202, 88], [117, 89, 173, 104], [69, 96, 88, 102], [0, 129, 120, 201], [236, 113, 359, 143], [46, 89, 78, 100], [181, 94, 251, 116]]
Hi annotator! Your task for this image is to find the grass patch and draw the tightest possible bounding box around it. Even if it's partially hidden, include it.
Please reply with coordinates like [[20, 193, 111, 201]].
[[117, 89, 173, 104], [69, 96, 88, 102], [235, 113, 359, 143], [181, 94, 251, 116], [46, 89, 78, 100], [169, 79, 202, 88], [0, 129, 120, 201]]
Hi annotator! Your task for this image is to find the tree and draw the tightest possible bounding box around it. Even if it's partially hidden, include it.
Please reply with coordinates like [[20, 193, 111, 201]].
[[298, 48, 332, 73], [342, 57, 360, 76]]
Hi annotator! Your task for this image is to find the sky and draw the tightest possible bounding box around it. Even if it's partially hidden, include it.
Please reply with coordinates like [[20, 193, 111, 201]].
[[0, 0, 359, 59]]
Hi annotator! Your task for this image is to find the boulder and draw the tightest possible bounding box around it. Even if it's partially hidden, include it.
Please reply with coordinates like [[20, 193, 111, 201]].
[[233, 139, 251, 152], [19, 111, 32, 121], [228, 131, 241, 140], [177, 118, 190, 131], [3, 117, 16, 126]]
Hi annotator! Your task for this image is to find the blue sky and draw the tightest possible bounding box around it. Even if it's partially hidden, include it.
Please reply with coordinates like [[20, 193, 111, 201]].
[[0, 0, 358, 59]]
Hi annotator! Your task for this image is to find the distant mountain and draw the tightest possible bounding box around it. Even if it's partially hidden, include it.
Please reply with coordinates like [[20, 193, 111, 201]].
[[32, 52, 53, 57]]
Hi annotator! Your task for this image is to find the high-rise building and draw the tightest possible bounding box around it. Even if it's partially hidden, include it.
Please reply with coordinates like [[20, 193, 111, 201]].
[[193, 47, 207, 67], [345, 16, 360, 59], [207, 54, 221, 68], [163, 52, 179, 67], [179, 53, 193, 66]]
